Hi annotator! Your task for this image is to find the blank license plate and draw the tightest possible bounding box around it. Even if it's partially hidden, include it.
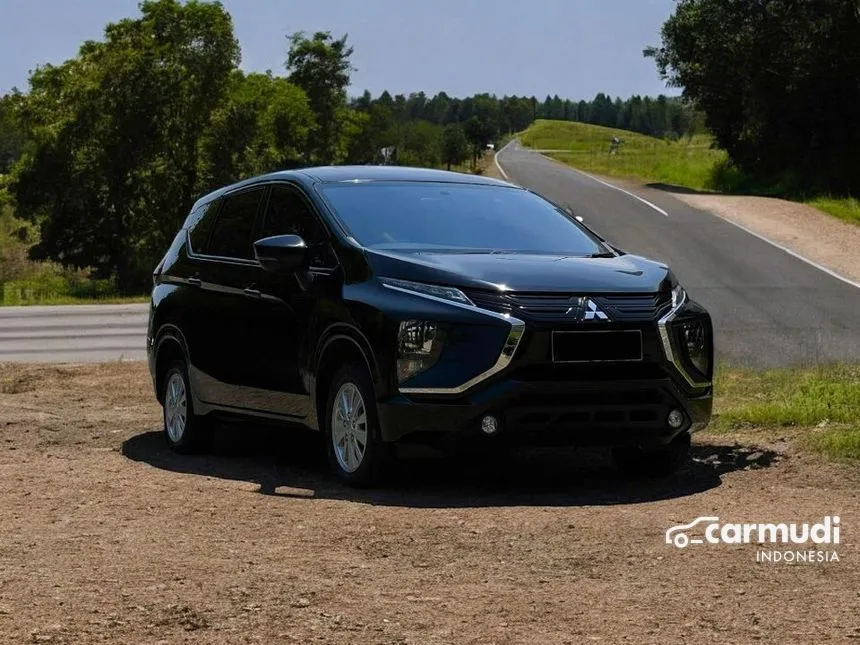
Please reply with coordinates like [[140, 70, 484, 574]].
[[552, 330, 643, 362]]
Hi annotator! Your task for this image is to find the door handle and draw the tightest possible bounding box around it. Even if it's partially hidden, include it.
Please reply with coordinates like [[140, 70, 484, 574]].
[[243, 287, 261, 298], [187, 276, 202, 287]]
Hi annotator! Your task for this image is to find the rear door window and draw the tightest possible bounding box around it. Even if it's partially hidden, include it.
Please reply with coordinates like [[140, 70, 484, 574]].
[[207, 188, 264, 259]]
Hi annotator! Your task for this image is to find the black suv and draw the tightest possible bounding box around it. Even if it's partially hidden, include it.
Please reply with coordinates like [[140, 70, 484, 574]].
[[148, 166, 713, 485]]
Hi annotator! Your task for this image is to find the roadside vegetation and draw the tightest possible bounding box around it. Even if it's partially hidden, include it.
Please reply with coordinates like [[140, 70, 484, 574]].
[[520, 120, 860, 225], [521, 119, 724, 191], [712, 365, 860, 460], [645, 0, 860, 222]]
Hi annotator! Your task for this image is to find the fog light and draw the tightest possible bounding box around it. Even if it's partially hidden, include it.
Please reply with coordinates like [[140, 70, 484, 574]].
[[667, 409, 684, 429], [481, 414, 500, 436]]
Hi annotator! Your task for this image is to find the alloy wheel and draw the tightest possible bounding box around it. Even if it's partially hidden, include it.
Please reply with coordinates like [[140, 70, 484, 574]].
[[330, 382, 368, 473], [164, 371, 188, 443]]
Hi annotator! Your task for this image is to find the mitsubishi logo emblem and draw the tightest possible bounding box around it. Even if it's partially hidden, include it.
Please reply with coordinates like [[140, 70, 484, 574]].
[[567, 297, 610, 321], [583, 298, 609, 320]]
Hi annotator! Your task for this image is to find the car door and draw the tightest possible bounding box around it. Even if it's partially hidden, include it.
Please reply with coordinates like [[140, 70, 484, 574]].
[[188, 186, 266, 409], [245, 182, 340, 419]]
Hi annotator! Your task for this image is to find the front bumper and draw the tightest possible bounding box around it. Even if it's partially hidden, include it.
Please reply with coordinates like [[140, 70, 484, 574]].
[[378, 375, 712, 448], [371, 282, 713, 447]]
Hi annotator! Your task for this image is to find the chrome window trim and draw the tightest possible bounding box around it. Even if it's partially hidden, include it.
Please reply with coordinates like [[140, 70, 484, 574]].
[[381, 283, 525, 395], [657, 290, 712, 388]]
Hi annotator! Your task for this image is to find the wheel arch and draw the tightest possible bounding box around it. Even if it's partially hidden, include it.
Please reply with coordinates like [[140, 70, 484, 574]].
[[312, 324, 380, 432], [153, 325, 191, 405]]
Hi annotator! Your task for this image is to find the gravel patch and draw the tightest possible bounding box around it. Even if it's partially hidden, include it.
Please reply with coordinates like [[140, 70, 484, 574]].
[[667, 193, 860, 285]]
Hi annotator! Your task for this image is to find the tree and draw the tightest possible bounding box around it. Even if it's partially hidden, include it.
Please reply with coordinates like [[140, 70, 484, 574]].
[[647, 0, 860, 193], [463, 116, 494, 169], [286, 31, 354, 165], [398, 120, 442, 168], [345, 100, 395, 164], [13, 0, 239, 291], [441, 123, 468, 170], [0, 95, 27, 174], [200, 71, 314, 188]]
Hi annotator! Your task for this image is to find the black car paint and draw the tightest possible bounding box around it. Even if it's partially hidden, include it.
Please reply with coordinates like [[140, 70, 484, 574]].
[[148, 166, 712, 447]]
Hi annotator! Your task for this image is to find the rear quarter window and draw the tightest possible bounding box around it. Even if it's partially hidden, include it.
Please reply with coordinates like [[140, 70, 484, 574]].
[[187, 200, 220, 255]]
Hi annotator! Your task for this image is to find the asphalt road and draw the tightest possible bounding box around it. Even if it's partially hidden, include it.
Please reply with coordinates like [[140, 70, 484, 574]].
[[0, 303, 148, 363], [497, 140, 860, 367]]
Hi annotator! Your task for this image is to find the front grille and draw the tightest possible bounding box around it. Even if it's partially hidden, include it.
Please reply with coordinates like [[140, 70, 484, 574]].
[[466, 290, 671, 322]]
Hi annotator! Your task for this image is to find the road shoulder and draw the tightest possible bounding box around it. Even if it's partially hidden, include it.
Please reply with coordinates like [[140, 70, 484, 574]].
[[663, 191, 860, 286]]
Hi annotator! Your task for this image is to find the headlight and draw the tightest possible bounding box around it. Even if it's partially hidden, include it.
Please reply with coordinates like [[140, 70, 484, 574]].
[[397, 320, 444, 383], [380, 277, 474, 307], [671, 283, 686, 309], [679, 318, 711, 377]]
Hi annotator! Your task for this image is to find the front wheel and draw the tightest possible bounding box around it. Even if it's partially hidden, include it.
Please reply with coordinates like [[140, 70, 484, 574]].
[[324, 362, 389, 486], [162, 361, 211, 454], [612, 433, 691, 477]]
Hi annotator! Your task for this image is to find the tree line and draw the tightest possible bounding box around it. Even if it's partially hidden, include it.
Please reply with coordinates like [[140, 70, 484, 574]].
[[534, 93, 704, 140]]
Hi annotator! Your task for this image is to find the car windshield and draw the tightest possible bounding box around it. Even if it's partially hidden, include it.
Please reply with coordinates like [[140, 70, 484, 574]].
[[318, 181, 605, 255]]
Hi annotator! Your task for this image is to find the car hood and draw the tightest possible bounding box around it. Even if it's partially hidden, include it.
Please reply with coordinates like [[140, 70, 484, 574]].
[[365, 248, 672, 293]]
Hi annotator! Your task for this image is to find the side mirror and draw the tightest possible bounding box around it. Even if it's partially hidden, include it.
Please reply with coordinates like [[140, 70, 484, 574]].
[[254, 234, 308, 273]]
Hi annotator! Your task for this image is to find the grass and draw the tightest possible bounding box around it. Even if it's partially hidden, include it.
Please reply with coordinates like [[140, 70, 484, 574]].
[[520, 119, 727, 190], [0, 274, 146, 306], [521, 119, 860, 224], [2, 294, 148, 306], [712, 365, 860, 460], [805, 195, 860, 225]]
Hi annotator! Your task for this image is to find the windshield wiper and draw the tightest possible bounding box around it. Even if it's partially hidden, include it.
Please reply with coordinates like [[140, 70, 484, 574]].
[[584, 252, 616, 258]]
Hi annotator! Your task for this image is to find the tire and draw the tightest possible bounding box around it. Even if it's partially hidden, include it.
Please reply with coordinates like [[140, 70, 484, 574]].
[[162, 361, 211, 454], [324, 362, 389, 486], [612, 433, 691, 478]]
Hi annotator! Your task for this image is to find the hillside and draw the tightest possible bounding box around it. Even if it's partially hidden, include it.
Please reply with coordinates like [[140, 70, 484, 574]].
[[520, 119, 727, 190], [519, 120, 860, 225]]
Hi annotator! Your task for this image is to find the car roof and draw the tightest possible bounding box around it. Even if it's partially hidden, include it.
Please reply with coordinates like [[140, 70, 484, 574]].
[[191, 165, 518, 211], [294, 165, 514, 186]]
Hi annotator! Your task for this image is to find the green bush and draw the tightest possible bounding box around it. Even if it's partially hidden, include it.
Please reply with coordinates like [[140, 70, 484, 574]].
[[1, 272, 118, 305]]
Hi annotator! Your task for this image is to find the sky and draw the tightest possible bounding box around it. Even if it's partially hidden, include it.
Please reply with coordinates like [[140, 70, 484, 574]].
[[0, 0, 676, 100]]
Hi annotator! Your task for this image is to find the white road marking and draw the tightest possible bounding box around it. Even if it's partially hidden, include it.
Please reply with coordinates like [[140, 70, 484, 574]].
[[573, 170, 669, 217], [499, 141, 668, 216], [493, 140, 513, 180]]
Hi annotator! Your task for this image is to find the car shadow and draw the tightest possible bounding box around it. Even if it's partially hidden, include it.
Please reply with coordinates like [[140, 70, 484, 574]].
[[121, 424, 779, 509], [645, 182, 725, 196]]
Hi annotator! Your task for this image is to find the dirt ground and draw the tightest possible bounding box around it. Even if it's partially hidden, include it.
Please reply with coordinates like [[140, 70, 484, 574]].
[[0, 362, 858, 644]]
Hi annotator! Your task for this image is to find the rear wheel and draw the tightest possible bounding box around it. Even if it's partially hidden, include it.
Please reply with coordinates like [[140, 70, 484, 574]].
[[612, 433, 690, 477], [162, 361, 211, 454], [324, 362, 389, 486]]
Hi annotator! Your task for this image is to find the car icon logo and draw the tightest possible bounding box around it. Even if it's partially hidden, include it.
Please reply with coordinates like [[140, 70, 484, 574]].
[[582, 298, 609, 321], [665, 516, 720, 548], [566, 297, 610, 321]]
